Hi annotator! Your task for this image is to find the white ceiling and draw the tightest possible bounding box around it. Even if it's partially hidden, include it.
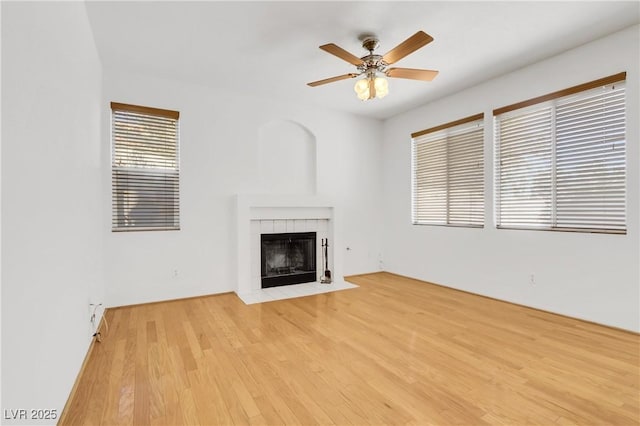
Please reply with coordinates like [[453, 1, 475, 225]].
[[85, 1, 639, 120]]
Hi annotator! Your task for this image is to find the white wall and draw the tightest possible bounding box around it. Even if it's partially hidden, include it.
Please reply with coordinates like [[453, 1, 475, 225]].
[[1, 2, 104, 423], [102, 70, 383, 307], [258, 120, 317, 195], [381, 25, 640, 332]]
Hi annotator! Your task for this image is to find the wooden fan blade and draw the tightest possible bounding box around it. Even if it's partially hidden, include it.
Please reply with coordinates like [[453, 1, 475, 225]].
[[320, 43, 364, 66], [382, 31, 434, 64], [386, 68, 439, 81], [307, 73, 359, 87]]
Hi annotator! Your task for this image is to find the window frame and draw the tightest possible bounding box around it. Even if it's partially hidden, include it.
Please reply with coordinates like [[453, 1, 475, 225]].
[[110, 102, 181, 232], [493, 72, 626, 234], [411, 113, 485, 228]]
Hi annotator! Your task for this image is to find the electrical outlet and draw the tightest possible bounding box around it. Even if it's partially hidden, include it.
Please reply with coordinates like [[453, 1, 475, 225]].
[[529, 274, 535, 285], [173, 269, 179, 278]]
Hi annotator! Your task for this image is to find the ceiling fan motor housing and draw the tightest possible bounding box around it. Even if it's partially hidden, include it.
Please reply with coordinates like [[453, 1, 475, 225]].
[[358, 37, 388, 75]]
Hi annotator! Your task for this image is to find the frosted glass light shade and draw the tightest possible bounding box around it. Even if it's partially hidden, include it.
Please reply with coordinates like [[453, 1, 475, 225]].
[[354, 78, 370, 101], [374, 77, 388, 98]]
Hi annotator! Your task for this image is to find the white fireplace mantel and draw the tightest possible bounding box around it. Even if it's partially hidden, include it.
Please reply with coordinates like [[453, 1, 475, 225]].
[[235, 194, 343, 296]]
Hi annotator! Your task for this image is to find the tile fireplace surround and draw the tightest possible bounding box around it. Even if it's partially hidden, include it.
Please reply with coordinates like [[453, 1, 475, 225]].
[[235, 195, 356, 304]]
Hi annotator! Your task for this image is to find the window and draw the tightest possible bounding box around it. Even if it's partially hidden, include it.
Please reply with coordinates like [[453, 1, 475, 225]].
[[111, 102, 180, 231], [411, 114, 484, 227], [494, 73, 626, 234]]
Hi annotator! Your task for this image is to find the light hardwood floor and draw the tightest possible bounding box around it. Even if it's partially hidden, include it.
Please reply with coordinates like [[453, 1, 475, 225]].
[[61, 272, 640, 425]]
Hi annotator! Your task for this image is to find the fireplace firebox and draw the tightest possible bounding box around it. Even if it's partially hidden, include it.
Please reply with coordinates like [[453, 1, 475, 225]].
[[261, 232, 316, 288]]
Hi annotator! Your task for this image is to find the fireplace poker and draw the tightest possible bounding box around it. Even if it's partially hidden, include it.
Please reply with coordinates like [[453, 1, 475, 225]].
[[321, 238, 332, 284]]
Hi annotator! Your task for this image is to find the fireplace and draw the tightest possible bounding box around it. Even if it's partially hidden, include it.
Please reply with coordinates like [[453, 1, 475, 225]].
[[261, 232, 316, 288]]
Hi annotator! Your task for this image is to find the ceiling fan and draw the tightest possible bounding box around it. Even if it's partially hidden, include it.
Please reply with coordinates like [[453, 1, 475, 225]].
[[307, 31, 439, 101]]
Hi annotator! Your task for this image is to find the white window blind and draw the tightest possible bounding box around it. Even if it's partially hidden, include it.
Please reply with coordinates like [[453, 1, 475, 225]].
[[111, 102, 180, 231], [495, 73, 626, 233], [412, 114, 484, 227]]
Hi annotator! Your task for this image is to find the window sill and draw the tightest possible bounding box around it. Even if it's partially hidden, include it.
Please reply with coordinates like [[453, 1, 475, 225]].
[[112, 226, 181, 232], [412, 222, 484, 229], [496, 226, 626, 235]]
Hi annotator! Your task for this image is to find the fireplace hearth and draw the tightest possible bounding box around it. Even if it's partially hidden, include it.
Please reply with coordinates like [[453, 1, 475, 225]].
[[261, 232, 316, 288]]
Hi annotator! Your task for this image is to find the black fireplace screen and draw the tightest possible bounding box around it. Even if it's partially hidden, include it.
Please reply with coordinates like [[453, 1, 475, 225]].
[[261, 232, 316, 288]]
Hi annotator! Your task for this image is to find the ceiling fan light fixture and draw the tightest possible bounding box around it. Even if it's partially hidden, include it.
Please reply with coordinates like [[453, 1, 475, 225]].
[[354, 75, 388, 101]]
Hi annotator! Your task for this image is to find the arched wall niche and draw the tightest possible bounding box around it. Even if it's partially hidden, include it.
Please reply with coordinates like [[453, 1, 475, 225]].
[[257, 119, 317, 194]]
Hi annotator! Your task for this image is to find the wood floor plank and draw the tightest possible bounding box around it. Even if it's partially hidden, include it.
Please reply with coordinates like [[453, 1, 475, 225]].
[[61, 272, 640, 425]]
